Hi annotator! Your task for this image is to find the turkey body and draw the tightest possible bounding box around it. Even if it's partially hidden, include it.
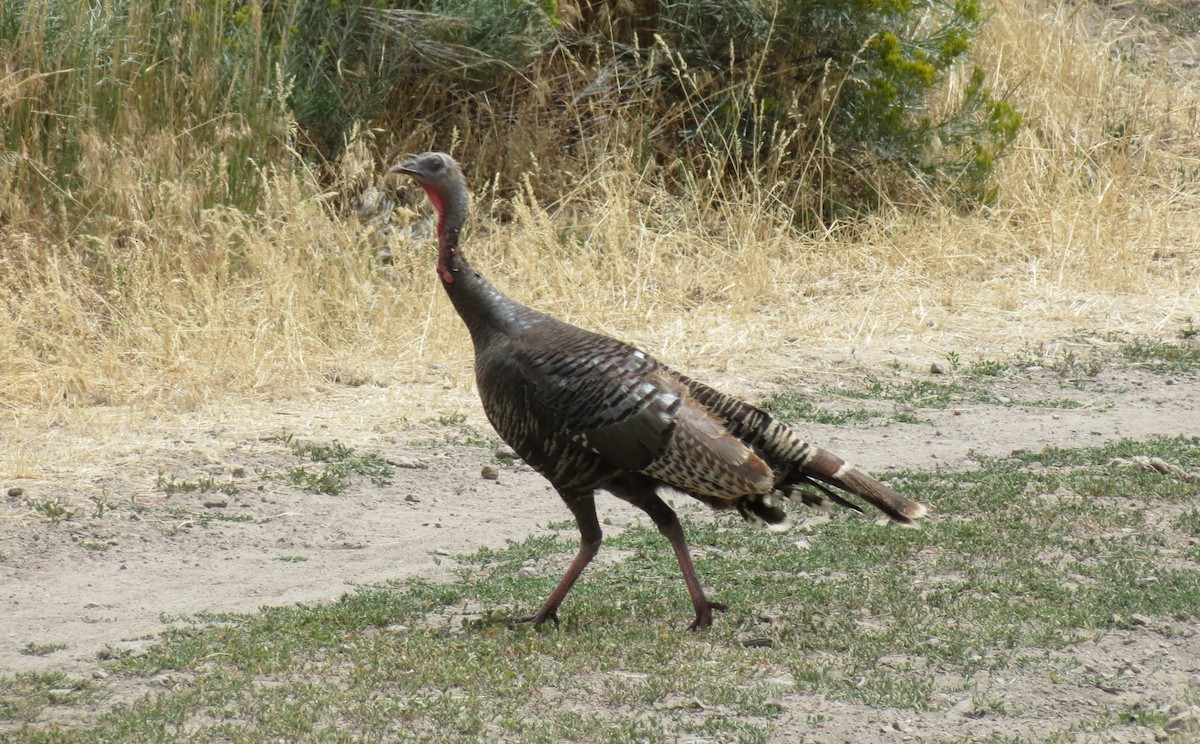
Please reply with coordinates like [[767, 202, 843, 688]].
[[392, 152, 927, 630]]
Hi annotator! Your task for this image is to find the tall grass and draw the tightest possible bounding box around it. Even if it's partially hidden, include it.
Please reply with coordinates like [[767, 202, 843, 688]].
[[1, 0, 1198, 415]]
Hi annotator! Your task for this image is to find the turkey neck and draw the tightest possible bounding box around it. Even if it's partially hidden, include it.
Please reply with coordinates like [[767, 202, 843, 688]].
[[432, 185, 531, 345]]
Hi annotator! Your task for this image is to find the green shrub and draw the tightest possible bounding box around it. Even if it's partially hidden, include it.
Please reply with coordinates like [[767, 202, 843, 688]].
[[364, 0, 1020, 215], [643, 0, 1022, 213]]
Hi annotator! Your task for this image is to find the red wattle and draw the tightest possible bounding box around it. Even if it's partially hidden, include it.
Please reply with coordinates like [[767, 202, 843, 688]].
[[422, 185, 446, 225]]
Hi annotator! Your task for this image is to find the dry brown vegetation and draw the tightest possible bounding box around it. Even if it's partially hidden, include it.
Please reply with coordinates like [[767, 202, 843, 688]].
[[1, 0, 1197, 426]]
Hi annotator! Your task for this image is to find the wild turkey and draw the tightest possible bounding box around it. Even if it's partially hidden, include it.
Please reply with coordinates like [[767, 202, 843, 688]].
[[391, 152, 927, 630]]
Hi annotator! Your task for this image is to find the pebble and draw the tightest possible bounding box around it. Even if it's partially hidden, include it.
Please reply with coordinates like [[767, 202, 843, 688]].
[[1166, 707, 1199, 732], [102, 639, 154, 659], [602, 516, 631, 528], [948, 698, 976, 718], [480, 465, 500, 480], [495, 445, 517, 460], [516, 567, 538, 579], [404, 494, 421, 503], [930, 362, 947, 375], [390, 456, 427, 469], [202, 497, 228, 508], [758, 612, 787, 629], [47, 689, 75, 704], [7, 487, 22, 499]]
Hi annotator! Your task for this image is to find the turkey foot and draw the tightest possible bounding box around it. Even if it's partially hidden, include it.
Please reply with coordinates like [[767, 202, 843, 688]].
[[509, 610, 560, 629], [689, 600, 728, 631]]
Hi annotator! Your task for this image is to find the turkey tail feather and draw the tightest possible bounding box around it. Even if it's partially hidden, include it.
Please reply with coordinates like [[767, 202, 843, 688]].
[[796, 477, 864, 514], [800, 448, 927, 525]]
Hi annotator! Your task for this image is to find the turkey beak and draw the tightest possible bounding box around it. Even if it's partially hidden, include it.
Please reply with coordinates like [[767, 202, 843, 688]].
[[390, 156, 420, 178]]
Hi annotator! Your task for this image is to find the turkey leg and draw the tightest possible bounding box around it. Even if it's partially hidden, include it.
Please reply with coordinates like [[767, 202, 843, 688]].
[[613, 477, 727, 630], [511, 491, 601, 628]]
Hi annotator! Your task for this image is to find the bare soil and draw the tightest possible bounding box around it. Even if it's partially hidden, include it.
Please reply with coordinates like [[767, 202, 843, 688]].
[[2, 343, 1197, 740]]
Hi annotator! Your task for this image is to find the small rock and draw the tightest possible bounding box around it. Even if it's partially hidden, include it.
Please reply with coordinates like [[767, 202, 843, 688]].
[[758, 612, 787, 629], [7, 487, 22, 499], [92, 669, 109, 680], [516, 567, 538, 579], [1130, 613, 1152, 627], [997, 396, 1011, 404], [495, 445, 517, 460], [1011, 448, 1027, 456], [602, 516, 631, 528], [740, 637, 774, 648], [793, 539, 811, 550], [110, 640, 154, 659], [1166, 708, 1199, 732], [390, 456, 427, 469], [948, 698, 976, 718], [432, 548, 452, 557], [202, 497, 228, 508], [480, 465, 500, 481], [930, 362, 947, 375], [404, 494, 421, 503], [231, 467, 247, 478], [47, 689, 75, 704]]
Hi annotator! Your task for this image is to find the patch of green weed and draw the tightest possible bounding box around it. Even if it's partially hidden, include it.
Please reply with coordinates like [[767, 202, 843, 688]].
[[25, 497, 75, 523], [761, 393, 880, 426], [0, 672, 92, 723], [1120, 338, 1200, 374], [19, 642, 68, 657], [156, 475, 239, 497], [283, 437, 393, 495]]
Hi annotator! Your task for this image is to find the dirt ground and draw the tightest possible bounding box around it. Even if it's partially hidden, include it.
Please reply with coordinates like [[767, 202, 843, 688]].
[[2, 342, 1198, 741]]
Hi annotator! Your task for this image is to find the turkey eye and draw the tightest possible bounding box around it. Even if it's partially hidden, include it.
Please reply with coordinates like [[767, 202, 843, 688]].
[[425, 156, 443, 172]]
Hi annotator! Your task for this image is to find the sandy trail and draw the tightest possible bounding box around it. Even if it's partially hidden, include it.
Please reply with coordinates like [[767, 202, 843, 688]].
[[2, 359, 1195, 681]]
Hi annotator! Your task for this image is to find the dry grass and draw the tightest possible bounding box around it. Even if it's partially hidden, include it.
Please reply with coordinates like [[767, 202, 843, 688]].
[[1, 0, 1198, 442]]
